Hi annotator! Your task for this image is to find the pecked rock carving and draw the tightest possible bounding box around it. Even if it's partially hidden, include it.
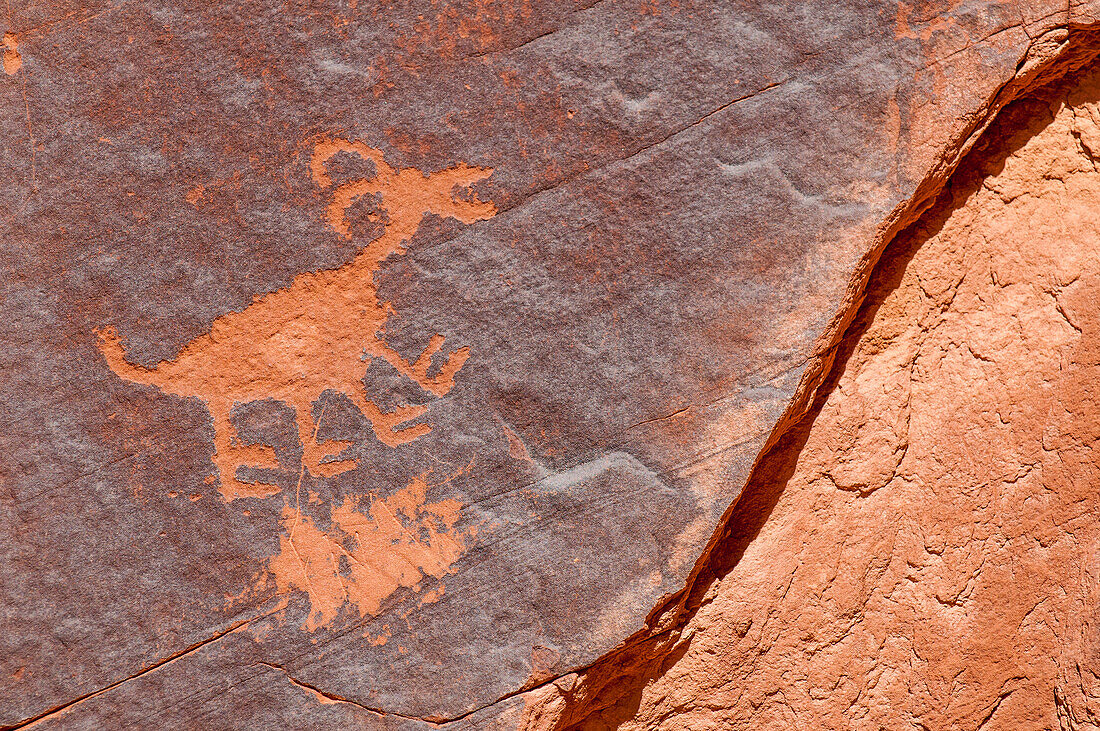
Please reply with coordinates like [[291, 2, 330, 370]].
[[96, 138, 496, 501], [259, 469, 474, 632], [2, 33, 19, 76], [14, 2, 1100, 729]]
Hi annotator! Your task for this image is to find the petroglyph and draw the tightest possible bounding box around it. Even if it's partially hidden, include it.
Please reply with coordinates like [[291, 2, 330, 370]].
[[265, 471, 472, 632], [97, 137, 497, 500]]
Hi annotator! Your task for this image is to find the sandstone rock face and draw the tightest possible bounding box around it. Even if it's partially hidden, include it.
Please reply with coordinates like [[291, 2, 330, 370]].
[[524, 57, 1100, 731], [6, 1, 1100, 729]]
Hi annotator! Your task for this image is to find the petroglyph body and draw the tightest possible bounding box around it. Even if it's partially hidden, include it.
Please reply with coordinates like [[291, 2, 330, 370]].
[[97, 138, 496, 500]]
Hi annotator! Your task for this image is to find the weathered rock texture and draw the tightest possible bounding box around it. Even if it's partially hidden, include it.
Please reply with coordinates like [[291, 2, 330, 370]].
[[6, 1, 1100, 729], [521, 52, 1100, 731]]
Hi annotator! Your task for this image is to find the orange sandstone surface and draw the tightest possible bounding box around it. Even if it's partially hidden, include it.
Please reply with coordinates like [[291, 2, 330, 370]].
[[523, 59, 1100, 731]]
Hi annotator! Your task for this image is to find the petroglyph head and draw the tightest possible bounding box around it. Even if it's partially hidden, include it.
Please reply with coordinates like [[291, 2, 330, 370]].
[[310, 135, 496, 240]]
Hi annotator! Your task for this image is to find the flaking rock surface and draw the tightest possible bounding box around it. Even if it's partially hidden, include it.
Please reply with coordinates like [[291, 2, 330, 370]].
[[524, 58, 1100, 731], [6, 1, 1100, 729]]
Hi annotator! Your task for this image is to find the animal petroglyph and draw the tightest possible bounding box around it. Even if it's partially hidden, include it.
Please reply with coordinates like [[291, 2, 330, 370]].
[[98, 137, 497, 500]]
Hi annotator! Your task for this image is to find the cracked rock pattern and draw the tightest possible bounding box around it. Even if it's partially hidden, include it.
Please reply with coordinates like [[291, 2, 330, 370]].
[[523, 58, 1100, 731]]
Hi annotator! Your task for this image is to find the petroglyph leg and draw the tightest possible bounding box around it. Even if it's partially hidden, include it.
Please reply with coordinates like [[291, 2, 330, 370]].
[[367, 335, 471, 398], [348, 390, 432, 448], [211, 405, 281, 501], [296, 407, 357, 479]]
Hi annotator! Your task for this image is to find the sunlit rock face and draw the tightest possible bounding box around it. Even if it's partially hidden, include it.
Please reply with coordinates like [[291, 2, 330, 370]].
[[528, 62, 1100, 731]]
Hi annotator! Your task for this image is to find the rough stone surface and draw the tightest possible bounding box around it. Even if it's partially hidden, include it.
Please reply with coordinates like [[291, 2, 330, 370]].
[[520, 57, 1100, 731], [6, 1, 1100, 728]]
